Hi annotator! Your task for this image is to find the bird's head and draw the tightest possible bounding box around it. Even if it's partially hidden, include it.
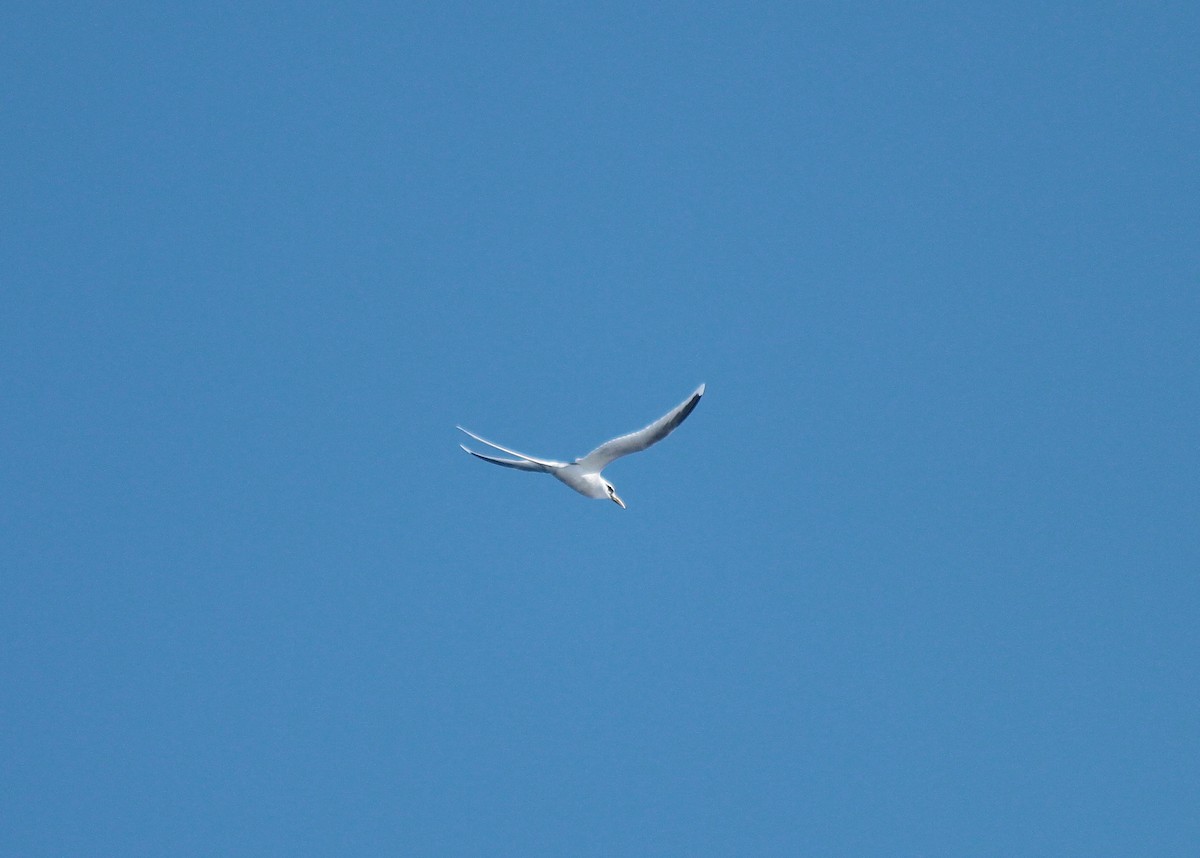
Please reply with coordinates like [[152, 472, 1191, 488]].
[[604, 481, 626, 509]]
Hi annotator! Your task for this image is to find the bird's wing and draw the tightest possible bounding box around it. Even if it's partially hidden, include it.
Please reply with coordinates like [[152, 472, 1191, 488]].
[[575, 383, 705, 472], [456, 426, 566, 469], [459, 445, 550, 472]]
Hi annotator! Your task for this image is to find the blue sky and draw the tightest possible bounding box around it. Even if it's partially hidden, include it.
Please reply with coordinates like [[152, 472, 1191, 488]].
[[3, 2, 1198, 854]]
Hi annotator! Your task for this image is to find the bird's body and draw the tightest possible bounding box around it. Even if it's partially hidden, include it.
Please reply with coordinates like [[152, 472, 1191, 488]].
[[553, 464, 613, 500], [457, 383, 705, 508]]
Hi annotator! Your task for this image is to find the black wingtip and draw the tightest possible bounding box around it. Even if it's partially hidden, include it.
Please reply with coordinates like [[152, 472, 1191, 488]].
[[667, 387, 703, 432]]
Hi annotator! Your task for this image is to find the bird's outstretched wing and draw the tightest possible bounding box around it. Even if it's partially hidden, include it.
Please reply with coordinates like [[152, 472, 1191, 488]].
[[459, 446, 550, 472], [456, 426, 566, 472], [575, 383, 705, 473]]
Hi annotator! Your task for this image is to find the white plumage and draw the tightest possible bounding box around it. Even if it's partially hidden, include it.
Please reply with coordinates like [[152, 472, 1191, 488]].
[[458, 383, 706, 508]]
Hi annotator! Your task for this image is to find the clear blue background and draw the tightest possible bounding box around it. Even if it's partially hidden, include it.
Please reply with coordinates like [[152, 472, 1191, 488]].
[[3, 2, 1197, 854]]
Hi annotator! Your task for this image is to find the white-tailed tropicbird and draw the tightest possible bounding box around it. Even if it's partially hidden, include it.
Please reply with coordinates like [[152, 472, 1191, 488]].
[[457, 383, 706, 508]]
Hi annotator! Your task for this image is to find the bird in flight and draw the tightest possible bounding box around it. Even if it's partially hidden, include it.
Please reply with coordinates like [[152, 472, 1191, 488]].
[[458, 383, 706, 508]]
